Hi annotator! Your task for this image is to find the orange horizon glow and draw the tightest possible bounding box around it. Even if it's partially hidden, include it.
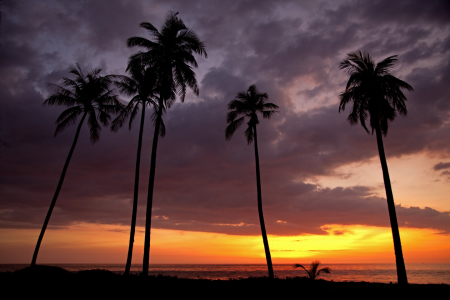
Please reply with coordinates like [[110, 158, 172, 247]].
[[1, 223, 449, 264]]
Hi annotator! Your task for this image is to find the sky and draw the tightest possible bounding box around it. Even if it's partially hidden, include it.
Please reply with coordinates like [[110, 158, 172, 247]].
[[1, 0, 449, 265]]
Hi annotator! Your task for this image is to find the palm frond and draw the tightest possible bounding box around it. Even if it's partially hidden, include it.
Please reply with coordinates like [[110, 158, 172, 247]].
[[111, 101, 134, 132], [139, 22, 159, 37], [225, 116, 245, 140], [262, 110, 277, 119], [98, 109, 111, 126], [44, 84, 78, 106], [244, 125, 254, 144], [226, 111, 239, 123], [293, 264, 311, 278], [151, 108, 165, 138], [127, 99, 142, 130], [56, 106, 83, 124], [375, 55, 398, 75], [126, 36, 158, 49], [87, 110, 101, 144], [54, 108, 81, 136], [316, 267, 331, 276], [262, 102, 279, 110]]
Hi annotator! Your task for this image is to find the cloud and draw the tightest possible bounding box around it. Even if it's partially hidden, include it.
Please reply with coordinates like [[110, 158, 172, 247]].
[[0, 0, 449, 237], [434, 162, 450, 171]]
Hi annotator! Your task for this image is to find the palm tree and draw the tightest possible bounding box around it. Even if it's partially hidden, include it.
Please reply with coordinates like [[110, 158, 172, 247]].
[[225, 84, 279, 279], [110, 66, 163, 276], [32, 64, 121, 266], [126, 11, 207, 276], [294, 260, 331, 280], [339, 51, 413, 285]]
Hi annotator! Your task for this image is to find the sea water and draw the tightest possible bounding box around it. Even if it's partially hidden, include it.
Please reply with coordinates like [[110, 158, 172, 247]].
[[1, 263, 449, 284]]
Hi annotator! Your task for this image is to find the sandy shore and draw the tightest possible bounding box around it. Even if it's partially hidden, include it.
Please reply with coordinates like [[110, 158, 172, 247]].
[[2, 265, 448, 298]]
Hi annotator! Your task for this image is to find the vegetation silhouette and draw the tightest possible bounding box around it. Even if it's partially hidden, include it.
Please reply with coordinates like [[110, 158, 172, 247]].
[[339, 51, 413, 285], [4, 267, 449, 298], [110, 65, 161, 276], [31, 64, 121, 266], [225, 84, 279, 279], [126, 11, 207, 276], [294, 260, 331, 280]]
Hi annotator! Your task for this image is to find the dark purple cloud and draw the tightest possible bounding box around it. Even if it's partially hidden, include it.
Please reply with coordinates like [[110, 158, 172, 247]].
[[1, 0, 450, 236]]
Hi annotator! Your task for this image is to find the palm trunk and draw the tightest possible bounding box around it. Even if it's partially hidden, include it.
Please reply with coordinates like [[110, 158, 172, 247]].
[[124, 106, 146, 276], [253, 125, 274, 279], [375, 125, 408, 285], [142, 104, 163, 276], [31, 112, 87, 266]]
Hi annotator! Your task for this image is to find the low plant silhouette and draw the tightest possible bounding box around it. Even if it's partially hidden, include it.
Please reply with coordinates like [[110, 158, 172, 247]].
[[31, 64, 121, 266], [339, 51, 413, 285], [225, 84, 278, 279], [294, 260, 331, 280]]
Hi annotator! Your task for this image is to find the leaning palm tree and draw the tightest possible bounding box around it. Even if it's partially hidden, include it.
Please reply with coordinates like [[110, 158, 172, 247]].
[[294, 260, 331, 280], [32, 64, 121, 266], [339, 51, 413, 285], [126, 11, 207, 276], [225, 84, 279, 279], [110, 66, 163, 276]]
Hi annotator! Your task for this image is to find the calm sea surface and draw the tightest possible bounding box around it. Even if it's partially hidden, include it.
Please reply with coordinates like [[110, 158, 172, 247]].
[[1, 264, 449, 284]]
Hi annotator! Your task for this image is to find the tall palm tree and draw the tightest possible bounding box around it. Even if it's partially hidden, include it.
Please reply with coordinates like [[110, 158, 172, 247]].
[[110, 66, 163, 276], [32, 64, 121, 266], [225, 84, 279, 279], [294, 260, 331, 280], [126, 11, 207, 276], [339, 51, 413, 285]]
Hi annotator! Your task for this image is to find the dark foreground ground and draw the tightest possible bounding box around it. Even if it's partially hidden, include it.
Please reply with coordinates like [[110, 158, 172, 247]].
[[1, 265, 448, 298]]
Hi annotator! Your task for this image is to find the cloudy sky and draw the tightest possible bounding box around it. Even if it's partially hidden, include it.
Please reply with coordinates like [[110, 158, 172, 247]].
[[1, 0, 449, 264]]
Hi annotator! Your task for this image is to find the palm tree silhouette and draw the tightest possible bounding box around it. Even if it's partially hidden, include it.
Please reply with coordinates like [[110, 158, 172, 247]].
[[32, 64, 121, 266], [126, 11, 207, 276], [110, 65, 162, 276], [294, 260, 331, 280], [225, 84, 279, 279], [339, 51, 413, 285]]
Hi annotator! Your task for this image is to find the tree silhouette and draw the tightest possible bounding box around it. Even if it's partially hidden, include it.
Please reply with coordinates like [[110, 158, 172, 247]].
[[225, 84, 278, 279], [294, 260, 331, 280], [126, 11, 207, 276], [32, 64, 121, 266], [110, 66, 162, 276], [339, 51, 413, 285]]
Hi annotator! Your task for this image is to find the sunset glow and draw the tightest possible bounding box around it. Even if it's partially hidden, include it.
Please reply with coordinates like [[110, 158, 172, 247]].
[[2, 224, 449, 264]]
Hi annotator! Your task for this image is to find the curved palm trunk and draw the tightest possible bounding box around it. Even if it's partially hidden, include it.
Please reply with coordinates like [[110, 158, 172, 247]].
[[31, 112, 87, 266], [124, 106, 146, 276], [142, 104, 163, 276], [253, 126, 274, 279], [375, 125, 408, 285]]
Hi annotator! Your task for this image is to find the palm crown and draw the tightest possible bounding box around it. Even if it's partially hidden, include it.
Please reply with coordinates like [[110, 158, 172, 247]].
[[111, 66, 166, 137], [44, 64, 122, 142], [126, 11, 207, 106], [338, 51, 413, 136], [226, 84, 279, 143]]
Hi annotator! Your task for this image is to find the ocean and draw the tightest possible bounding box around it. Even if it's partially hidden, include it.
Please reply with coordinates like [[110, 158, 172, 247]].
[[1, 263, 449, 284]]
